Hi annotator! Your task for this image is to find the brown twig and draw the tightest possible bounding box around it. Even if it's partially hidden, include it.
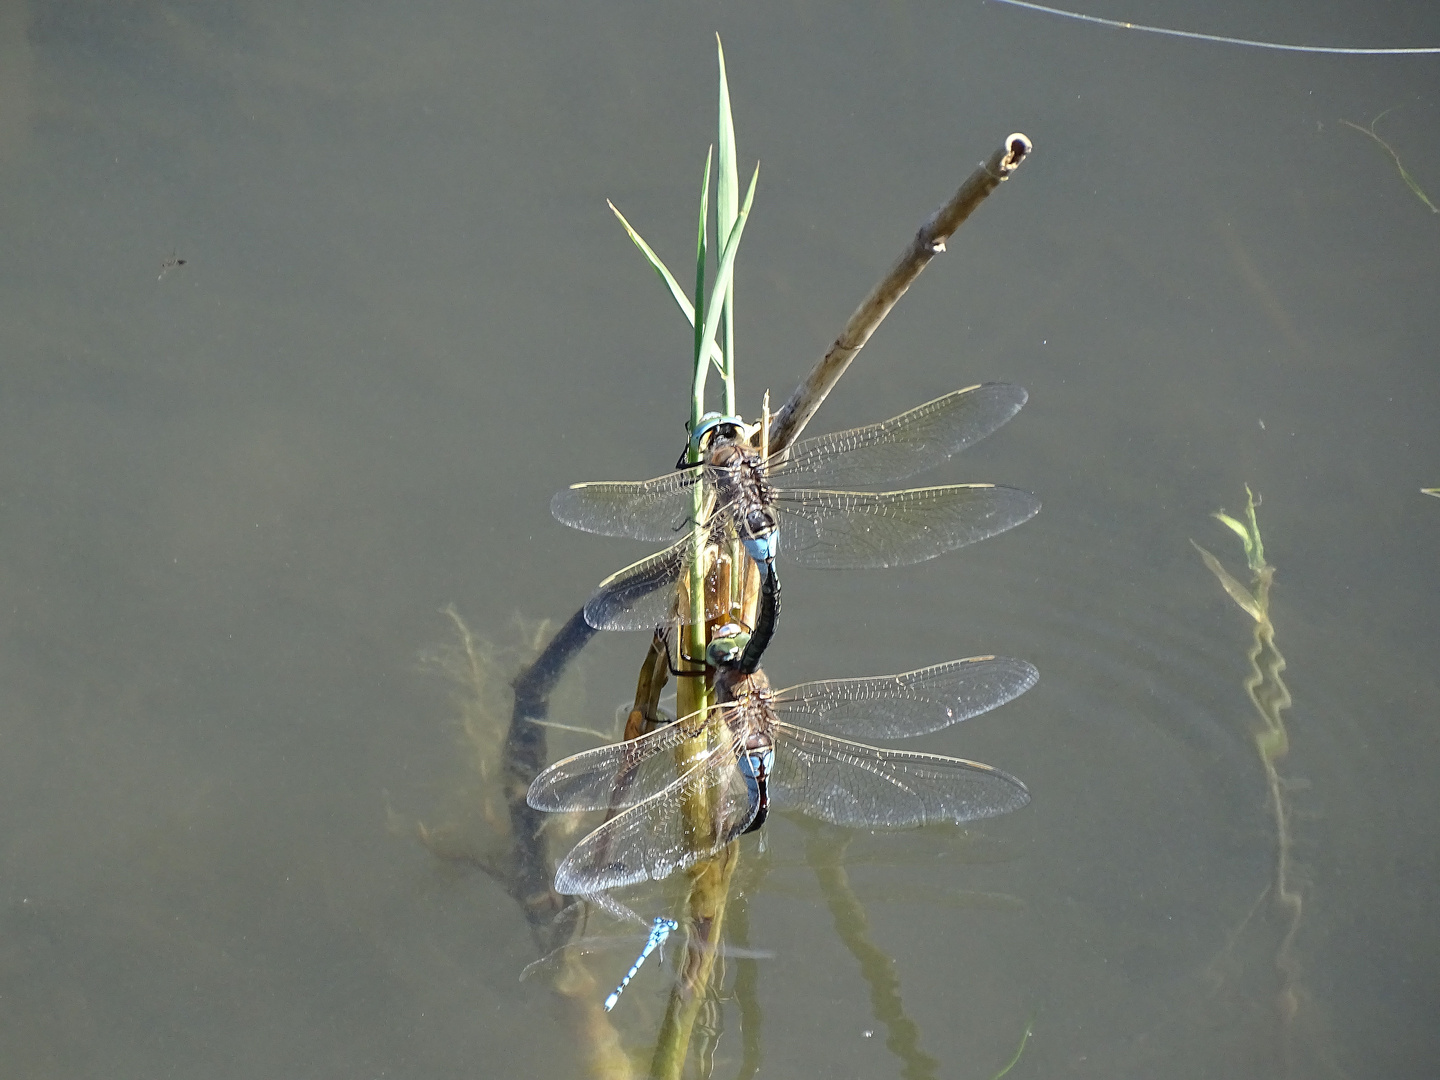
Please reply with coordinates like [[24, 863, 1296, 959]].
[[767, 134, 1033, 453]]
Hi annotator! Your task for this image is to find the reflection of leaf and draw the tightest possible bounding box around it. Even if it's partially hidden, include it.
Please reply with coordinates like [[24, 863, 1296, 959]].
[[1214, 485, 1266, 572], [1193, 541, 1263, 622]]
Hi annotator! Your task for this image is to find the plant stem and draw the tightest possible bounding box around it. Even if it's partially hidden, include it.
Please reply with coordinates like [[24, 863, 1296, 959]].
[[1196, 490, 1302, 1063], [649, 841, 740, 1079]]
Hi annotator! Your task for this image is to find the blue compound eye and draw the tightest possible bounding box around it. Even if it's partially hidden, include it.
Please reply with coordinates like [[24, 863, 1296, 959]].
[[691, 413, 745, 451], [707, 629, 751, 667]]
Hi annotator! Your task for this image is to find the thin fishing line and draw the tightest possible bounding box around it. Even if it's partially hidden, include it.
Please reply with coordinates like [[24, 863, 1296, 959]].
[[989, 0, 1440, 55]]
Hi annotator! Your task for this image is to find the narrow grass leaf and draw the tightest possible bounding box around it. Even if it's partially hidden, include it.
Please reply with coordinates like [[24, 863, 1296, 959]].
[[698, 164, 759, 375], [609, 200, 693, 320], [693, 147, 713, 390], [715, 35, 740, 407], [716, 37, 739, 237], [607, 199, 725, 373], [1193, 541, 1263, 623]]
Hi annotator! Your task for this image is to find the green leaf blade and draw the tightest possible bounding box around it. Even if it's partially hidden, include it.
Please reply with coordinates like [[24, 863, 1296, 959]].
[[698, 163, 759, 384], [609, 200, 695, 324]]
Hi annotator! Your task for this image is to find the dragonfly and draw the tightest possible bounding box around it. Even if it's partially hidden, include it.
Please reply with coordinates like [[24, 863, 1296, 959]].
[[551, 383, 1039, 631], [527, 641, 1038, 895]]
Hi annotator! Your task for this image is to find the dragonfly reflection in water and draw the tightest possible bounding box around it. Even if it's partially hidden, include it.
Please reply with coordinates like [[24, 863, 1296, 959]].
[[527, 567, 1037, 894], [551, 383, 1039, 631]]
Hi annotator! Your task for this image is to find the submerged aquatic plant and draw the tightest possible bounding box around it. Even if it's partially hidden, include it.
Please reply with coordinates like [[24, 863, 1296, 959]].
[[413, 607, 554, 874], [1193, 487, 1305, 1060], [1340, 111, 1439, 215]]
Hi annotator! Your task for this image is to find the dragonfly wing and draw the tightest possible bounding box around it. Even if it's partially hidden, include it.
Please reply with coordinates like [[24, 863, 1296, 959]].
[[553, 729, 757, 894], [527, 707, 715, 812], [583, 536, 747, 631], [583, 540, 691, 631], [770, 384, 1027, 488], [770, 722, 1030, 828], [551, 470, 699, 541], [774, 484, 1039, 569], [771, 657, 1037, 740]]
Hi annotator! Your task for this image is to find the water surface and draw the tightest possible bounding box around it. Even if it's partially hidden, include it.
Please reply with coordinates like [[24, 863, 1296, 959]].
[[1, 2, 1437, 1076]]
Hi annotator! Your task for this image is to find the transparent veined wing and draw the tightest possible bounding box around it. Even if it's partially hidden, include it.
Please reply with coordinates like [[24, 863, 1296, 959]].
[[528, 703, 727, 813], [552, 730, 760, 895], [769, 723, 1030, 828], [770, 657, 1038, 741], [581, 540, 687, 632], [581, 537, 761, 632], [553, 383, 1028, 540], [551, 468, 701, 541], [580, 485, 1039, 630], [773, 483, 1040, 569], [770, 383, 1028, 489]]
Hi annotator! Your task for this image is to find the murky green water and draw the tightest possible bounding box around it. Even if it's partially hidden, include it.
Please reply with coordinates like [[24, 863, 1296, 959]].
[[1, 3, 1437, 1077]]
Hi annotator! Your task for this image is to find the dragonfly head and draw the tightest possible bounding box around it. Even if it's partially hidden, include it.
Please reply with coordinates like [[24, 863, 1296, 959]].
[[689, 412, 746, 454], [706, 621, 752, 669]]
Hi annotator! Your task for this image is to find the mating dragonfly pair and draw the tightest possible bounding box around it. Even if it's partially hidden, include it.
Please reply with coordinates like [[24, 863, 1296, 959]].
[[527, 384, 1040, 1006], [553, 382, 1039, 631]]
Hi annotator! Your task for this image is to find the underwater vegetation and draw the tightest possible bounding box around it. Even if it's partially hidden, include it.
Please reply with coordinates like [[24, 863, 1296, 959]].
[[1194, 488, 1337, 1077], [1339, 111, 1439, 215]]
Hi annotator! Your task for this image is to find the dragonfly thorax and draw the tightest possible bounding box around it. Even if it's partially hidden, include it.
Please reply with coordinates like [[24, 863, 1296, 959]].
[[706, 442, 778, 563], [714, 664, 771, 703]]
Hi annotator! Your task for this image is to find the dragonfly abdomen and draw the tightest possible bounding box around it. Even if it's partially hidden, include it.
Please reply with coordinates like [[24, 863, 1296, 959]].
[[738, 735, 774, 835]]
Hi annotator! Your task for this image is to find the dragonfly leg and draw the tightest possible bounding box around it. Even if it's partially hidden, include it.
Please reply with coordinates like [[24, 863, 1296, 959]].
[[659, 626, 711, 676]]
